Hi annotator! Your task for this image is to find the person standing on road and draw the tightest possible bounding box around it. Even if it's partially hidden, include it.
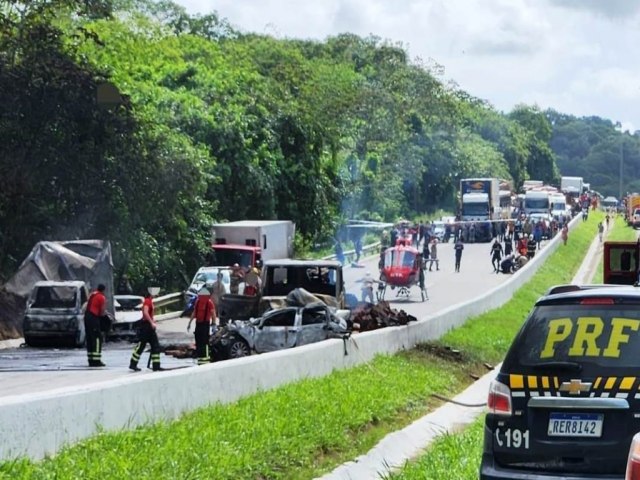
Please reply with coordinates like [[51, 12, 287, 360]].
[[429, 238, 439, 271], [334, 240, 346, 266], [533, 222, 543, 249], [209, 271, 227, 308], [518, 235, 528, 257], [598, 222, 604, 242], [354, 236, 363, 264], [504, 235, 513, 256], [187, 287, 215, 365], [422, 239, 430, 264], [526, 234, 537, 259], [230, 263, 245, 294], [490, 238, 503, 273], [84, 284, 108, 367], [129, 290, 162, 372], [561, 224, 569, 246], [358, 271, 380, 303], [454, 238, 464, 273]]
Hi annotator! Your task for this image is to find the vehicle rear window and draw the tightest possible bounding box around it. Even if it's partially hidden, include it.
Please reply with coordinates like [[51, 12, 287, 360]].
[[507, 304, 640, 372]]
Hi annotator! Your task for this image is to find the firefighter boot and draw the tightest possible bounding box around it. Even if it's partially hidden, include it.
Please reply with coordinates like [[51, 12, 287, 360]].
[[151, 353, 164, 371]]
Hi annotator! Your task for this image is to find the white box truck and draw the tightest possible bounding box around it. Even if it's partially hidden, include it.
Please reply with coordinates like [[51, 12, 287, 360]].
[[211, 220, 295, 268], [459, 178, 501, 241], [561, 176, 584, 198]]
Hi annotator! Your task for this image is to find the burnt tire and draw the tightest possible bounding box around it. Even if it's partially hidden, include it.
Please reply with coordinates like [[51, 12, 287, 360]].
[[226, 338, 251, 359], [23, 335, 41, 347]]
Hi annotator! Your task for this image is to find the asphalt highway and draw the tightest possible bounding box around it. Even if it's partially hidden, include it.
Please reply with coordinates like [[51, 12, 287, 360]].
[[0, 239, 540, 398]]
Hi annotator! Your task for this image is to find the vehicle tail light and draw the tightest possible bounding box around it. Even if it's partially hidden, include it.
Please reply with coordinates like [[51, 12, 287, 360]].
[[487, 380, 512, 416], [626, 433, 640, 480], [580, 297, 614, 305]]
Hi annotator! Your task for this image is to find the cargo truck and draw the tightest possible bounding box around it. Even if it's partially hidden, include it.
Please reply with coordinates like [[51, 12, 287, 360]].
[[211, 220, 295, 268], [523, 190, 550, 216], [560, 176, 584, 199], [626, 194, 640, 228], [459, 178, 500, 242]]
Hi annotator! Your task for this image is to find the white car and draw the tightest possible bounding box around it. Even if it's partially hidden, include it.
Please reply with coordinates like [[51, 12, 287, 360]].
[[185, 267, 233, 301], [113, 295, 143, 323], [431, 221, 445, 241]]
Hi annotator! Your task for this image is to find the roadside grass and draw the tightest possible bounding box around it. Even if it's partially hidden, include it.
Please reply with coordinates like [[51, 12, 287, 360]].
[[385, 417, 484, 480], [381, 215, 609, 478], [593, 215, 637, 283], [0, 214, 602, 480], [0, 353, 484, 480]]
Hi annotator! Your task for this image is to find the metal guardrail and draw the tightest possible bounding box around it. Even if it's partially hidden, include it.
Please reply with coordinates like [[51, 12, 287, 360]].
[[322, 242, 381, 264], [153, 291, 183, 313]]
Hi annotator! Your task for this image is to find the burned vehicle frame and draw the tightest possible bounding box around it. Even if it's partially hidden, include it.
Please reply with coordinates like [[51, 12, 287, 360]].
[[22, 281, 89, 347], [210, 301, 349, 361]]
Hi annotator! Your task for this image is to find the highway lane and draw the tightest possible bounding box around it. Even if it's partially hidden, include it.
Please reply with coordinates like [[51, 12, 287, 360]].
[[0, 238, 547, 398]]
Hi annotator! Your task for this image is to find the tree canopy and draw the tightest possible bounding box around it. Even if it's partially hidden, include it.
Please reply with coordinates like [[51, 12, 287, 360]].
[[1, 0, 606, 289]]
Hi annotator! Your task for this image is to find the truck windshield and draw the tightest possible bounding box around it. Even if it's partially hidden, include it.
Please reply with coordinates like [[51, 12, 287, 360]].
[[212, 249, 253, 268], [525, 198, 549, 209], [31, 286, 77, 309], [462, 203, 489, 216]]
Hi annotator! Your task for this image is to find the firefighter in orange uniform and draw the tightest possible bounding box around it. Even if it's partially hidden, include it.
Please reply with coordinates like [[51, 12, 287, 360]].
[[129, 290, 162, 371], [85, 284, 107, 367], [187, 287, 215, 365]]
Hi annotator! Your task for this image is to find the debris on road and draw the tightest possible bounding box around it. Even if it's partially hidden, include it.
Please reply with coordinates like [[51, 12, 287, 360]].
[[350, 301, 417, 331], [163, 343, 195, 359]]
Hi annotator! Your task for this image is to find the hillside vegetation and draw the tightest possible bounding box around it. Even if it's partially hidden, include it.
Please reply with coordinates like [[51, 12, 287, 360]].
[[0, 0, 633, 289]]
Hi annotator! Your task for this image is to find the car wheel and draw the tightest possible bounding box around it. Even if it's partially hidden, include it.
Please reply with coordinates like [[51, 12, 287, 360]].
[[226, 338, 250, 358]]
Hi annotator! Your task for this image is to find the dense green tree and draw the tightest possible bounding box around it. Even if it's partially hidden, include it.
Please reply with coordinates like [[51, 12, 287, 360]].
[[509, 105, 559, 184], [0, 0, 570, 288]]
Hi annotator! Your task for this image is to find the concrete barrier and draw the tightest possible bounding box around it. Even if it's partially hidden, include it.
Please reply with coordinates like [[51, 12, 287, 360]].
[[0, 217, 580, 461]]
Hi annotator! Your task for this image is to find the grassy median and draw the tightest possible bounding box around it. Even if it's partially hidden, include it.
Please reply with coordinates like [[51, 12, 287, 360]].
[[441, 211, 604, 365], [390, 213, 640, 480], [0, 214, 604, 480], [593, 215, 638, 282]]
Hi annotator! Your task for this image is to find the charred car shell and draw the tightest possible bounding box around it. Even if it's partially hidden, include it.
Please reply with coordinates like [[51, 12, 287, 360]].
[[211, 302, 350, 361]]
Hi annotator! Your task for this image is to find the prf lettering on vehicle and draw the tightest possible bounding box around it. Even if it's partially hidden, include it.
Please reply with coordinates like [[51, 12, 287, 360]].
[[541, 317, 640, 359]]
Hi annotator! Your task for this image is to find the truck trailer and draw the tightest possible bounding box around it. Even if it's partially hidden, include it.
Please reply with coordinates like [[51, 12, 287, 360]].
[[459, 178, 500, 242], [211, 220, 295, 268]]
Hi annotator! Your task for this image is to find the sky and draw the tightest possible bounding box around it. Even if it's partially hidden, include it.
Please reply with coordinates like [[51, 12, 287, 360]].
[[174, 0, 640, 131]]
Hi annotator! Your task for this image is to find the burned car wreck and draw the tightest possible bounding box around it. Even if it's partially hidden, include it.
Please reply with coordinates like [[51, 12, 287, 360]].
[[210, 288, 350, 361]]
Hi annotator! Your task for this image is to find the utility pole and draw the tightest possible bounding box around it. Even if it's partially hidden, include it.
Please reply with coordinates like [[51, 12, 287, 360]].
[[616, 122, 624, 201]]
